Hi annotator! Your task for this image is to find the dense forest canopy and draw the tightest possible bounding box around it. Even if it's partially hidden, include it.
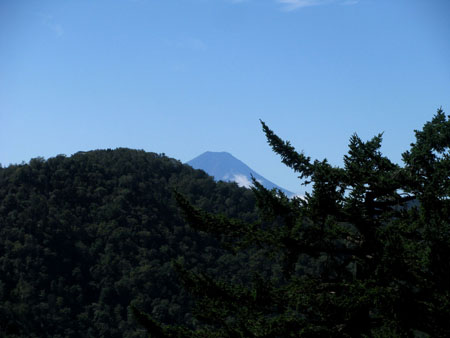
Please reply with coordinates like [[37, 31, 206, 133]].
[[0, 148, 260, 337], [137, 109, 450, 337], [1, 109, 449, 338]]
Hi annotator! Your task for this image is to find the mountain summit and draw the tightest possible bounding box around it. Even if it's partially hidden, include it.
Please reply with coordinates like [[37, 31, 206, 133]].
[[187, 151, 294, 197]]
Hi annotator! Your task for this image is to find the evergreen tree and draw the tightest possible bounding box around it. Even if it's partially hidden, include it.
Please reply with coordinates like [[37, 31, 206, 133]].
[[136, 108, 450, 337]]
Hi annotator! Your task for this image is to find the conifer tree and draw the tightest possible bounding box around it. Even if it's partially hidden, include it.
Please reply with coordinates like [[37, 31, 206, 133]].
[[135, 109, 450, 337]]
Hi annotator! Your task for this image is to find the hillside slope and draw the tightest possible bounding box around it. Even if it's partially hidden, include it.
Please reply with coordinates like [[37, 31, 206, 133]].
[[0, 148, 258, 337]]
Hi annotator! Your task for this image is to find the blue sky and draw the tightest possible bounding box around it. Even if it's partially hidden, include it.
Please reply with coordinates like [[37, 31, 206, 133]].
[[1, 0, 449, 194]]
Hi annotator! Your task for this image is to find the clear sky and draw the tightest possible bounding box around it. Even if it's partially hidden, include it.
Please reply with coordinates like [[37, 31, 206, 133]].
[[1, 0, 449, 194]]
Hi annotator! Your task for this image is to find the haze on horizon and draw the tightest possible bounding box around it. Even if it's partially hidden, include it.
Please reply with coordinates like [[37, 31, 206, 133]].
[[1, 0, 449, 195]]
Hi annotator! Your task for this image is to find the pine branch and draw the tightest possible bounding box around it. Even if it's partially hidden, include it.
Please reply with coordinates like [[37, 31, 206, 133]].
[[260, 120, 314, 180]]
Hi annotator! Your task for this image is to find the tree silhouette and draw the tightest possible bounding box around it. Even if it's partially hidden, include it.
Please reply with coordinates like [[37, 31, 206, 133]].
[[137, 108, 450, 337]]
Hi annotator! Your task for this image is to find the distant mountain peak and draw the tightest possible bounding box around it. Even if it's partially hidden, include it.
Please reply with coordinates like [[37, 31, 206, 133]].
[[187, 151, 294, 197]]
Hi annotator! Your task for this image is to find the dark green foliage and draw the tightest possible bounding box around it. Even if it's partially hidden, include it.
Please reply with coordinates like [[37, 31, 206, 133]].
[[139, 109, 450, 337], [0, 149, 258, 337]]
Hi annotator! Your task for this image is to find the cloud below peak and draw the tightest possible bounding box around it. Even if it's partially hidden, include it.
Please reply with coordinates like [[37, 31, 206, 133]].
[[232, 174, 254, 188]]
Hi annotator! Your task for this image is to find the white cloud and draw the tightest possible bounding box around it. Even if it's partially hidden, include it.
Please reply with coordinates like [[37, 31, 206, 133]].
[[277, 0, 359, 11], [232, 174, 254, 188], [39, 13, 64, 37], [181, 38, 207, 51], [164, 37, 207, 51], [277, 0, 330, 11], [341, 0, 359, 5]]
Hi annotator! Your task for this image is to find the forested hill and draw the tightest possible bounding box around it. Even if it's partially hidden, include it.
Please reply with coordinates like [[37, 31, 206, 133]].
[[0, 148, 258, 337]]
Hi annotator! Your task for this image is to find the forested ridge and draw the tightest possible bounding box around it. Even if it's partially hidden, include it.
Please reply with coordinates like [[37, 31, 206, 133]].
[[1, 110, 449, 338], [0, 148, 259, 337]]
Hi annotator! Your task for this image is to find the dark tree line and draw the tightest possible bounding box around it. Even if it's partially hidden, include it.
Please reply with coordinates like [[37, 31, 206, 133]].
[[0, 148, 260, 337], [137, 109, 450, 337], [1, 109, 448, 337]]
